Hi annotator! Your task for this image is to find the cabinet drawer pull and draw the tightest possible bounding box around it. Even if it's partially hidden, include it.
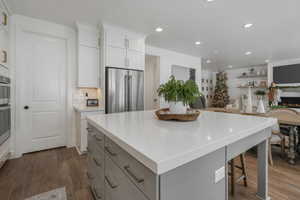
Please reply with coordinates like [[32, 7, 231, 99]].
[[2, 12, 7, 26], [87, 172, 94, 180], [104, 146, 117, 156], [90, 186, 102, 200], [93, 158, 102, 167], [124, 165, 144, 183], [105, 175, 118, 189], [94, 135, 102, 141], [87, 128, 93, 132]]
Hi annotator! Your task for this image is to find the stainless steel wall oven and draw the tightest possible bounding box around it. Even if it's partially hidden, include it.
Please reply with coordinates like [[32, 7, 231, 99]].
[[0, 75, 10, 145]]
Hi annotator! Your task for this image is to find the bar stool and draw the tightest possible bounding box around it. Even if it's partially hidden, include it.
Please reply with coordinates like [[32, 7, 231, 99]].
[[228, 153, 248, 196]]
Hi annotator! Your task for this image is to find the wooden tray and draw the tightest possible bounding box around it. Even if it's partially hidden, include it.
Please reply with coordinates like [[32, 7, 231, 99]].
[[155, 108, 201, 121]]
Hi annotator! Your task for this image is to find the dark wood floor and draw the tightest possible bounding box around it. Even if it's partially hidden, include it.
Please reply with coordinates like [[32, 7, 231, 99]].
[[0, 147, 299, 200]]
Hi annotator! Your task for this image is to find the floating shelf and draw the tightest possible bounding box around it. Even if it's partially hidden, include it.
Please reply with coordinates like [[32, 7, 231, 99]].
[[237, 75, 267, 79], [237, 86, 268, 89]]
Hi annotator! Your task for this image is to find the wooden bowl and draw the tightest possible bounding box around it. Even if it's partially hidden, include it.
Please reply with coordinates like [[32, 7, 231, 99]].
[[155, 108, 201, 121]]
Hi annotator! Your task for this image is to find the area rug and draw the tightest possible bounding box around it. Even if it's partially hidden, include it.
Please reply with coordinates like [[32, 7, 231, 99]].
[[25, 187, 67, 200]]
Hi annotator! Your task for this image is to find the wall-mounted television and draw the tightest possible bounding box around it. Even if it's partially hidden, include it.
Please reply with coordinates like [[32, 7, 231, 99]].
[[273, 64, 300, 84]]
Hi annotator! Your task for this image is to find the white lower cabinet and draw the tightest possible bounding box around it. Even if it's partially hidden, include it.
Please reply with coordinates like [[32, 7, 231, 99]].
[[75, 110, 104, 154]]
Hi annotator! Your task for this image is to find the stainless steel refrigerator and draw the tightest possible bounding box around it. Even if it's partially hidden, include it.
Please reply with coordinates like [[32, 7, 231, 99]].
[[105, 67, 144, 114]]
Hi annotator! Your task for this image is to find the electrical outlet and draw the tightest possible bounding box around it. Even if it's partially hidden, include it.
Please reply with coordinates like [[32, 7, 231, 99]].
[[215, 166, 225, 183]]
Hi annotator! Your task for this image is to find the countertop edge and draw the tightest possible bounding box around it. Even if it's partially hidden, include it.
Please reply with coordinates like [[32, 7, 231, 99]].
[[86, 115, 277, 175]]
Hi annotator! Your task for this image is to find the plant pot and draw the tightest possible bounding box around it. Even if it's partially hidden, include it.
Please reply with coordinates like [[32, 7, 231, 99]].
[[169, 101, 187, 114]]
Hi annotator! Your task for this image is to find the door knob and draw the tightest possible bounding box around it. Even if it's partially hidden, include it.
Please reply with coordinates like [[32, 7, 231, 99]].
[[24, 105, 29, 110]]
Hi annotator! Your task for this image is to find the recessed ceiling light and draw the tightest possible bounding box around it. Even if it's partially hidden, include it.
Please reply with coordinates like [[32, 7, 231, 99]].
[[265, 59, 270, 63], [244, 23, 253, 29], [195, 41, 201, 45], [228, 65, 233, 68], [245, 51, 252, 56], [206, 59, 211, 64], [155, 27, 163, 32], [206, 0, 215, 2]]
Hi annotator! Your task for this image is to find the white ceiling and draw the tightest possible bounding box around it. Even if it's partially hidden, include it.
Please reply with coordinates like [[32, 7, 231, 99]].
[[7, 0, 300, 70]]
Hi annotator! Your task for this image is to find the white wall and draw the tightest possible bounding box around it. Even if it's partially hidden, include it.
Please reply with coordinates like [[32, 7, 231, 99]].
[[145, 46, 202, 107], [145, 46, 202, 84]]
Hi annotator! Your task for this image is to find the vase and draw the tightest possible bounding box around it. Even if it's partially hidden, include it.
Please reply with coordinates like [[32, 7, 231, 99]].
[[257, 97, 266, 113], [246, 87, 253, 113], [169, 101, 187, 114]]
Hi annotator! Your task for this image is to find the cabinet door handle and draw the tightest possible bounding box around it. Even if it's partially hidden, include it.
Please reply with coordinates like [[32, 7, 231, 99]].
[[2, 12, 7, 26], [104, 146, 117, 156], [87, 172, 94, 180], [1, 50, 7, 63], [87, 128, 93, 132], [105, 175, 118, 189], [90, 186, 102, 200], [124, 165, 144, 183], [93, 158, 102, 167]]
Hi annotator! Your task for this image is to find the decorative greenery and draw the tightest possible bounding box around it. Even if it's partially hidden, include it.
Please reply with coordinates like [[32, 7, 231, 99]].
[[212, 72, 230, 108], [255, 90, 266, 96], [270, 105, 288, 109], [157, 76, 202, 105]]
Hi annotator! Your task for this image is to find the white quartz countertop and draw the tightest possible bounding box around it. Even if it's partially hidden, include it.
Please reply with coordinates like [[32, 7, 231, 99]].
[[87, 110, 277, 174], [73, 104, 104, 112]]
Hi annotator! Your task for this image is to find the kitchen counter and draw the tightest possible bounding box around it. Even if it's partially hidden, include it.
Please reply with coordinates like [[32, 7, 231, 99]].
[[86, 110, 276, 200], [73, 104, 104, 112], [87, 110, 276, 174]]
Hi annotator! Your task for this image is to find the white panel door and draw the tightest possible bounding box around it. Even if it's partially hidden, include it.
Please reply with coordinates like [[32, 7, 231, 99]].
[[106, 46, 126, 68], [78, 45, 99, 88], [19, 30, 67, 153]]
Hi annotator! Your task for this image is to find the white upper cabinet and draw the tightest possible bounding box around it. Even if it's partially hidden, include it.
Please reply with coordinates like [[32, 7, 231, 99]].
[[0, 1, 8, 32], [127, 50, 145, 70], [100, 24, 146, 71], [106, 29, 126, 49], [78, 45, 99, 88], [106, 46, 126, 68], [126, 35, 145, 53], [0, 1, 9, 70], [77, 22, 100, 88]]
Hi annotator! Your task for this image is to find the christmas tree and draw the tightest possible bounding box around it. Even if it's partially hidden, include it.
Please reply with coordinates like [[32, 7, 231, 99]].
[[212, 72, 230, 108]]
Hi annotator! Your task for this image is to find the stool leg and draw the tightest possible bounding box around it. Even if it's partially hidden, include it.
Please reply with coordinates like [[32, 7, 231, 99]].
[[230, 159, 235, 196], [240, 154, 248, 187]]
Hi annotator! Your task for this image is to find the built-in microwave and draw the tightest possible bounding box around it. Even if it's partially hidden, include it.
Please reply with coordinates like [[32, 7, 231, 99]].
[[0, 76, 10, 106]]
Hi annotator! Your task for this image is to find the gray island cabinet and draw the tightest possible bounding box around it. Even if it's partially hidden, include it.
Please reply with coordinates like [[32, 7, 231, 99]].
[[86, 111, 277, 200]]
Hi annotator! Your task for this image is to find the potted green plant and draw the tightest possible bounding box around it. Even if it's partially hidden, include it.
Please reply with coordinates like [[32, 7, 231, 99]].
[[157, 76, 202, 114]]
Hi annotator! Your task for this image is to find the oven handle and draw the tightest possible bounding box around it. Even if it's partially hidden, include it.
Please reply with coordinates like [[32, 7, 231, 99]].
[[0, 106, 10, 111]]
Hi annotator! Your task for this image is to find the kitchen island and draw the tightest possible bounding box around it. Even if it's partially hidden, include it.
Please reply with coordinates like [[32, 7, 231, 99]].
[[86, 110, 277, 200]]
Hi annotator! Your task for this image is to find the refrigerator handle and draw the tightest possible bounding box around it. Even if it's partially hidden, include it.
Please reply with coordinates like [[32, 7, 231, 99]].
[[124, 75, 128, 112], [128, 75, 132, 111]]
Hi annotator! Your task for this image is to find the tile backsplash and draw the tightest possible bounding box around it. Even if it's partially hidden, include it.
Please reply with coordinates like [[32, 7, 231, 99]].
[[73, 88, 102, 105]]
